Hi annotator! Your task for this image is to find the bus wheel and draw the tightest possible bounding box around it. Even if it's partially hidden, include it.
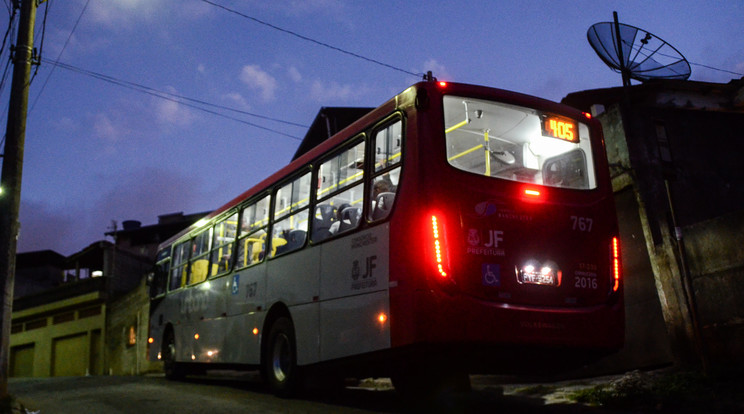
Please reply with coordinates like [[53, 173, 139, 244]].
[[163, 330, 184, 380], [264, 317, 301, 397]]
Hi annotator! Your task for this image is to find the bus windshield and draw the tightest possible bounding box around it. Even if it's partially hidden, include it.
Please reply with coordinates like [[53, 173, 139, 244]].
[[444, 95, 597, 190]]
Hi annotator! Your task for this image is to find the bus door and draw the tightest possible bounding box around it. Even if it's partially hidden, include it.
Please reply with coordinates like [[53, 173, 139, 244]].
[[224, 197, 269, 364], [318, 225, 391, 361]]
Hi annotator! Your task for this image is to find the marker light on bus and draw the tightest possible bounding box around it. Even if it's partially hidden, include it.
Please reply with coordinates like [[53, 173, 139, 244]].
[[194, 333, 200, 340], [438, 81, 447, 88], [252, 327, 259, 335], [612, 237, 621, 292], [524, 189, 541, 197], [148, 337, 154, 344], [431, 215, 448, 278], [582, 111, 592, 119], [377, 312, 388, 324]]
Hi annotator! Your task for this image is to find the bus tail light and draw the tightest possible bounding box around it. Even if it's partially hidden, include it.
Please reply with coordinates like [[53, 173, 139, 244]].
[[429, 214, 457, 291], [611, 237, 621, 292], [431, 215, 449, 278]]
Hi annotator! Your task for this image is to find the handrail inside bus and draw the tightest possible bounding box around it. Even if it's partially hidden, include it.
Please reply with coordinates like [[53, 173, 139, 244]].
[[448, 144, 483, 161], [444, 100, 470, 134]]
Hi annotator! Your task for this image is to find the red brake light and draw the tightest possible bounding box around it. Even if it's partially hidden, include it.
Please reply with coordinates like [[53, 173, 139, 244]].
[[582, 111, 592, 119], [431, 215, 448, 278], [524, 189, 540, 197], [612, 237, 620, 292], [438, 81, 447, 88]]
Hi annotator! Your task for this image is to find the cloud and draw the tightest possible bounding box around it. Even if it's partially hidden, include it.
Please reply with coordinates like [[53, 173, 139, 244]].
[[309, 80, 359, 102], [18, 167, 205, 256], [93, 113, 124, 143], [222, 92, 250, 110], [288, 66, 303, 83], [422, 59, 452, 81], [154, 87, 195, 127], [17, 200, 77, 254], [86, 0, 209, 28], [240, 65, 278, 101]]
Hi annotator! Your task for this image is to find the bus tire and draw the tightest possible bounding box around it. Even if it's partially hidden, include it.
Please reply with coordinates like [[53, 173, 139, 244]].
[[163, 330, 185, 380], [264, 317, 301, 397]]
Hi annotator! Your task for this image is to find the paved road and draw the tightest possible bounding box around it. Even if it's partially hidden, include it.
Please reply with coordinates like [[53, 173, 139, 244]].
[[9, 372, 627, 414]]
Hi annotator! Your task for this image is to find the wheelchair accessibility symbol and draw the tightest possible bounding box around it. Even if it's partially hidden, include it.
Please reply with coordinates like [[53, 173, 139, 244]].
[[482, 264, 501, 287]]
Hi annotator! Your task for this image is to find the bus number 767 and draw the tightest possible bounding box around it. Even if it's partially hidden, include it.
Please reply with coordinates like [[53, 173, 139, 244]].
[[570, 216, 593, 232]]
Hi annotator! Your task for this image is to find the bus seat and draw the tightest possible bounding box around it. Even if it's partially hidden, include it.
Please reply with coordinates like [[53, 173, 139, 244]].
[[271, 237, 288, 257], [312, 204, 336, 242], [284, 229, 306, 252], [339, 207, 361, 232], [190, 259, 209, 284], [542, 149, 587, 189], [372, 192, 395, 220]]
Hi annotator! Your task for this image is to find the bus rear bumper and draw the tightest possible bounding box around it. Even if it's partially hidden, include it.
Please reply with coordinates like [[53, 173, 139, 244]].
[[399, 290, 624, 374]]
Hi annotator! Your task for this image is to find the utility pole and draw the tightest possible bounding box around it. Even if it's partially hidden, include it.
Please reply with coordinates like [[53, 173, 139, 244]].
[[0, 0, 38, 397]]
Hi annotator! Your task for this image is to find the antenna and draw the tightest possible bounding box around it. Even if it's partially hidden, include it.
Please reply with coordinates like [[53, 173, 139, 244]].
[[588, 12, 690, 87]]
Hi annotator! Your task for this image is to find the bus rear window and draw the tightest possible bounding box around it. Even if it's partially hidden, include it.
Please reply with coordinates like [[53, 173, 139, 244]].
[[444, 96, 597, 190]]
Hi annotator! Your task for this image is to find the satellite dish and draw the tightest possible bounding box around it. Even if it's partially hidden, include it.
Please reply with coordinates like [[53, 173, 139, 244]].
[[588, 12, 690, 86]]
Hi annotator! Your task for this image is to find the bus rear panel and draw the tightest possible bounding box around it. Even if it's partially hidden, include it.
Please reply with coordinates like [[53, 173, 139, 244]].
[[387, 82, 623, 374]]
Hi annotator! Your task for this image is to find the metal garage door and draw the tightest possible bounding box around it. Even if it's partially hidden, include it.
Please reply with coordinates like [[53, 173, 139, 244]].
[[52, 334, 87, 377], [10, 344, 35, 377]]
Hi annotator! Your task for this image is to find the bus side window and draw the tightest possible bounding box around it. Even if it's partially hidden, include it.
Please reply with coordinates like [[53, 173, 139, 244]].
[[150, 249, 170, 298], [209, 212, 238, 277], [236, 195, 270, 268], [313, 139, 365, 242], [189, 229, 212, 285], [369, 120, 402, 221], [272, 172, 310, 257], [170, 240, 191, 291]]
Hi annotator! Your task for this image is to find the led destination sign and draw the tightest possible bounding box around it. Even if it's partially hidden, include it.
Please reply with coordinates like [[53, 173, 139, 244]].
[[541, 114, 578, 142]]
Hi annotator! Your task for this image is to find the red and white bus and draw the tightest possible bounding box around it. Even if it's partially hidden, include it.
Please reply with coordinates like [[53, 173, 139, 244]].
[[147, 79, 623, 395]]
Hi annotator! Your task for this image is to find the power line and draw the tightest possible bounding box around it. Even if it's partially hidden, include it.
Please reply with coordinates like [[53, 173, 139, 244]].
[[45, 59, 307, 140], [198, 0, 423, 79], [30, 0, 89, 113], [623, 39, 744, 77]]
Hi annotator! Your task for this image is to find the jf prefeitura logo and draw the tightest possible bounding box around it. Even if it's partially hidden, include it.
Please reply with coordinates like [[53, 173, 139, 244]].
[[466, 228, 505, 257], [351, 255, 378, 290]]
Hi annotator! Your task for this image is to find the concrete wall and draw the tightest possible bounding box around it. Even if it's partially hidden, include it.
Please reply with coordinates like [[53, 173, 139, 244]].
[[683, 210, 744, 369], [106, 276, 162, 375]]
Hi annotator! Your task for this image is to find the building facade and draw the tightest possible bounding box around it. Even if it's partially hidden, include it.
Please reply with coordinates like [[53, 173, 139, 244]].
[[563, 76, 744, 372], [10, 212, 207, 377]]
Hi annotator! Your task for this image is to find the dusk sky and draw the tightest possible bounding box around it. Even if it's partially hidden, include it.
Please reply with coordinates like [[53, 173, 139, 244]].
[[4, 0, 743, 255]]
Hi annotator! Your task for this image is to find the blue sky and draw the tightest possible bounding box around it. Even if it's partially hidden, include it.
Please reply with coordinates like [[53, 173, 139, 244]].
[[5, 0, 743, 255]]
